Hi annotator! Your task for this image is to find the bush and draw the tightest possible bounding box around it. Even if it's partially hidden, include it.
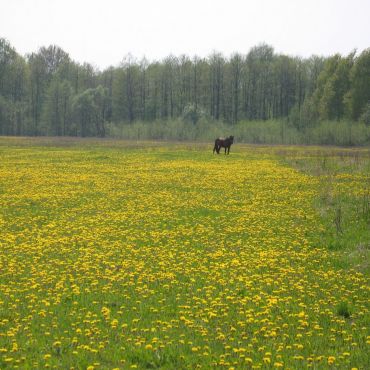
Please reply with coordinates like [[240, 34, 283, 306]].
[[182, 103, 208, 125], [234, 120, 301, 144], [107, 119, 370, 146], [109, 119, 228, 142], [359, 102, 370, 125], [307, 121, 370, 146]]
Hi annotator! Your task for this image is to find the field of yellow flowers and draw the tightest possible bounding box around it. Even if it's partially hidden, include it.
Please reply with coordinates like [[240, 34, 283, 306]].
[[0, 138, 369, 369]]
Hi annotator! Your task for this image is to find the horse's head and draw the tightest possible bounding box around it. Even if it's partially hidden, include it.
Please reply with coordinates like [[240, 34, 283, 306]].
[[229, 135, 234, 143]]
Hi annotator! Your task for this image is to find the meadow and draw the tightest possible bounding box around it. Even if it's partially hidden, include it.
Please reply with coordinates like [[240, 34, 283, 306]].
[[0, 137, 369, 369]]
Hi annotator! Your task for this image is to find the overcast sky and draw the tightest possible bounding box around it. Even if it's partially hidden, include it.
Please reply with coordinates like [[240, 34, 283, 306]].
[[1, 0, 369, 69]]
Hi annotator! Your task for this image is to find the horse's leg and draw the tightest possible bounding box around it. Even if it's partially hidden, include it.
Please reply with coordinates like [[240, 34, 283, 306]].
[[228, 146, 230, 154], [214, 141, 220, 154], [224, 146, 227, 154]]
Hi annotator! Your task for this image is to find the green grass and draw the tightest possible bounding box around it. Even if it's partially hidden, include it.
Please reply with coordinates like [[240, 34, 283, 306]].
[[282, 147, 370, 275], [0, 137, 369, 369]]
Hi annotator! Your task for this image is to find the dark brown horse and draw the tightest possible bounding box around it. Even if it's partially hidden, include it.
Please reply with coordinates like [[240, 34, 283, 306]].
[[213, 136, 234, 154]]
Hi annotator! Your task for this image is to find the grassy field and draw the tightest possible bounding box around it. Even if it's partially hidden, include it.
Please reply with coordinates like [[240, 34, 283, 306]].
[[0, 137, 369, 369]]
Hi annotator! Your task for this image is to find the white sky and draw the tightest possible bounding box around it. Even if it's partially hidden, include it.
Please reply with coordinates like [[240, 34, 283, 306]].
[[1, 0, 369, 69]]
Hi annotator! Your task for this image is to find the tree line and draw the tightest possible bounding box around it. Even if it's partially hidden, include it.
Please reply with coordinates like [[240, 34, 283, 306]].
[[0, 38, 369, 138]]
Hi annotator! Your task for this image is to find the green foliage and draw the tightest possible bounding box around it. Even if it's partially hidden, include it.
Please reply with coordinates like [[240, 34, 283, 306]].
[[283, 149, 370, 275], [0, 39, 370, 144], [305, 121, 370, 146], [360, 102, 370, 125], [182, 103, 207, 124], [345, 48, 370, 120], [314, 53, 355, 121], [112, 57, 141, 123], [108, 119, 370, 146], [0, 39, 28, 135], [42, 78, 73, 135], [72, 85, 109, 137]]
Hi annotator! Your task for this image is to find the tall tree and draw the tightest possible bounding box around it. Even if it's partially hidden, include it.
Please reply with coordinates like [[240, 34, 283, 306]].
[[345, 48, 370, 120], [0, 39, 29, 135], [209, 52, 224, 120], [42, 77, 73, 135], [313, 52, 354, 120], [229, 53, 243, 123], [72, 86, 108, 137]]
